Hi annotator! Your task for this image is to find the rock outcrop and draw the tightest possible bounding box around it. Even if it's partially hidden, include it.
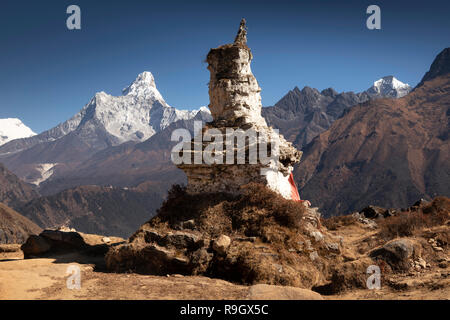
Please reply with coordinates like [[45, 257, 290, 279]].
[[176, 19, 302, 200], [21, 228, 124, 258]]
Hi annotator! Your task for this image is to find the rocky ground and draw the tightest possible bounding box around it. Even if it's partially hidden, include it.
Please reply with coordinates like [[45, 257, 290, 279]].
[[1, 195, 448, 300]]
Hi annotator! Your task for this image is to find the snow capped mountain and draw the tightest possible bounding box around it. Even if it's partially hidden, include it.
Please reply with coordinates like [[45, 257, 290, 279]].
[[67, 71, 207, 144], [365, 76, 411, 98], [0, 72, 208, 155], [0, 118, 36, 146]]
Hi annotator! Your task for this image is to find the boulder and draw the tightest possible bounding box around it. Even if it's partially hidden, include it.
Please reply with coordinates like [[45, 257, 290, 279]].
[[181, 219, 196, 230], [247, 284, 323, 300], [162, 231, 200, 250], [21, 235, 51, 258], [40, 229, 86, 250], [21, 229, 124, 258], [360, 205, 387, 219], [370, 238, 416, 270], [212, 235, 231, 255], [106, 243, 193, 275], [412, 198, 429, 207]]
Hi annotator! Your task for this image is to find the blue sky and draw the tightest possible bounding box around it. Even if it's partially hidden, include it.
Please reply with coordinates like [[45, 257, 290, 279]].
[[1, 0, 449, 133]]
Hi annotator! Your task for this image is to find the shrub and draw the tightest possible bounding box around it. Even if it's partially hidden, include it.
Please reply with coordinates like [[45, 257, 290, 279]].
[[151, 183, 306, 238], [321, 215, 358, 230]]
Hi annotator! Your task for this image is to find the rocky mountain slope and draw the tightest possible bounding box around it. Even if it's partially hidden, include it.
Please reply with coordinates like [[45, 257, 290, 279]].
[[0, 163, 39, 209], [17, 185, 164, 238], [0, 118, 36, 146], [296, 48, 450, 216], [0, 202, 41, 244], [262, 76, 410, 149], [36, 110, 211, 196]]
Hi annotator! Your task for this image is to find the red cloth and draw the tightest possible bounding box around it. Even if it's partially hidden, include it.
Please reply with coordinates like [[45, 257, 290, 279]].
[[288, 172, 301, 202]]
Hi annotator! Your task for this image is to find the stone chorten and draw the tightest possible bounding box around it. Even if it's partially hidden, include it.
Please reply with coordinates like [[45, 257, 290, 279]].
[[177, 19, 302, 199]]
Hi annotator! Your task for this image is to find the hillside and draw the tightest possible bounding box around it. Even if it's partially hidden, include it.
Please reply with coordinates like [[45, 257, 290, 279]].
[[0, 202, 41, 244], [296, 48, 450, 216], [17, 185, 164, 238], [0, 163, 39, 209]]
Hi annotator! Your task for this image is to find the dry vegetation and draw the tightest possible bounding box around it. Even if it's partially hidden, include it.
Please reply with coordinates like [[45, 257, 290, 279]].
[[379, 197, 450, 239], [151, 183, 308, 237]]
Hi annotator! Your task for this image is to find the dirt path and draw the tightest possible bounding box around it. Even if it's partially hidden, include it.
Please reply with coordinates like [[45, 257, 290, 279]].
[[0, 251, 248, 300]]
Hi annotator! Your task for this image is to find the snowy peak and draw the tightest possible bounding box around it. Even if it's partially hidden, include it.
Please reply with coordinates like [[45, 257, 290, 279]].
[[122, 71, 160, 98], [0, 118, 36, 146], [366, 76, 411, 98]]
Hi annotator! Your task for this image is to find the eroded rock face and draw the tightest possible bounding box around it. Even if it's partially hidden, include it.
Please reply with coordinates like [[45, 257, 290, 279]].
[[177, 19, 302, 200]]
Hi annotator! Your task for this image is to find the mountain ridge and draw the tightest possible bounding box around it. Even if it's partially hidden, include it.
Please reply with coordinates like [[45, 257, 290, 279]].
[[295, 48, 450, 216]]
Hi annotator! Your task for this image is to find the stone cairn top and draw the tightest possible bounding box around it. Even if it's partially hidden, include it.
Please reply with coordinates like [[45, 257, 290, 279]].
[[234, 18, 248, 46]]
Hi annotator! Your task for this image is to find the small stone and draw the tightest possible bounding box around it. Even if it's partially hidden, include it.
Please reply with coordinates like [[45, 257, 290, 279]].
[[309, 251, 319, 261], [273, 263, 283, 273], [102, 237, 111, 243], [310, 231, 324, 242], [212, 235, 231, 255], [325, 242, 340, 253], [417, 257, 427, 269], [182, 219, 195, 230], [433, 247, 444, 252]]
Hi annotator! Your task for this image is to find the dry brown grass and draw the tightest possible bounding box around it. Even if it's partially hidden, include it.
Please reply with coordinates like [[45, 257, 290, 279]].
[[151, 183, 307, 239], [379, 197, 449, 239], [321, 215, 358, 231]]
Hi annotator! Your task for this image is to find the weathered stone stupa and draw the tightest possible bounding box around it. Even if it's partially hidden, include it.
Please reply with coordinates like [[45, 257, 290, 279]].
[[176, 19, 302, 199]]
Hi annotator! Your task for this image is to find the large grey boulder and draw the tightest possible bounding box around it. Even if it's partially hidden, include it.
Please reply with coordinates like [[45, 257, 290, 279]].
[[370, 238, 416, 270]]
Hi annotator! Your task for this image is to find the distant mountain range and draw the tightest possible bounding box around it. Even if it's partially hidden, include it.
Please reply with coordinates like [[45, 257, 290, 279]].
[[263, 76, 411, 148], [0, 74, 408, 192], [0, 72, 209, 187], [296, 48, 450, 215]]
